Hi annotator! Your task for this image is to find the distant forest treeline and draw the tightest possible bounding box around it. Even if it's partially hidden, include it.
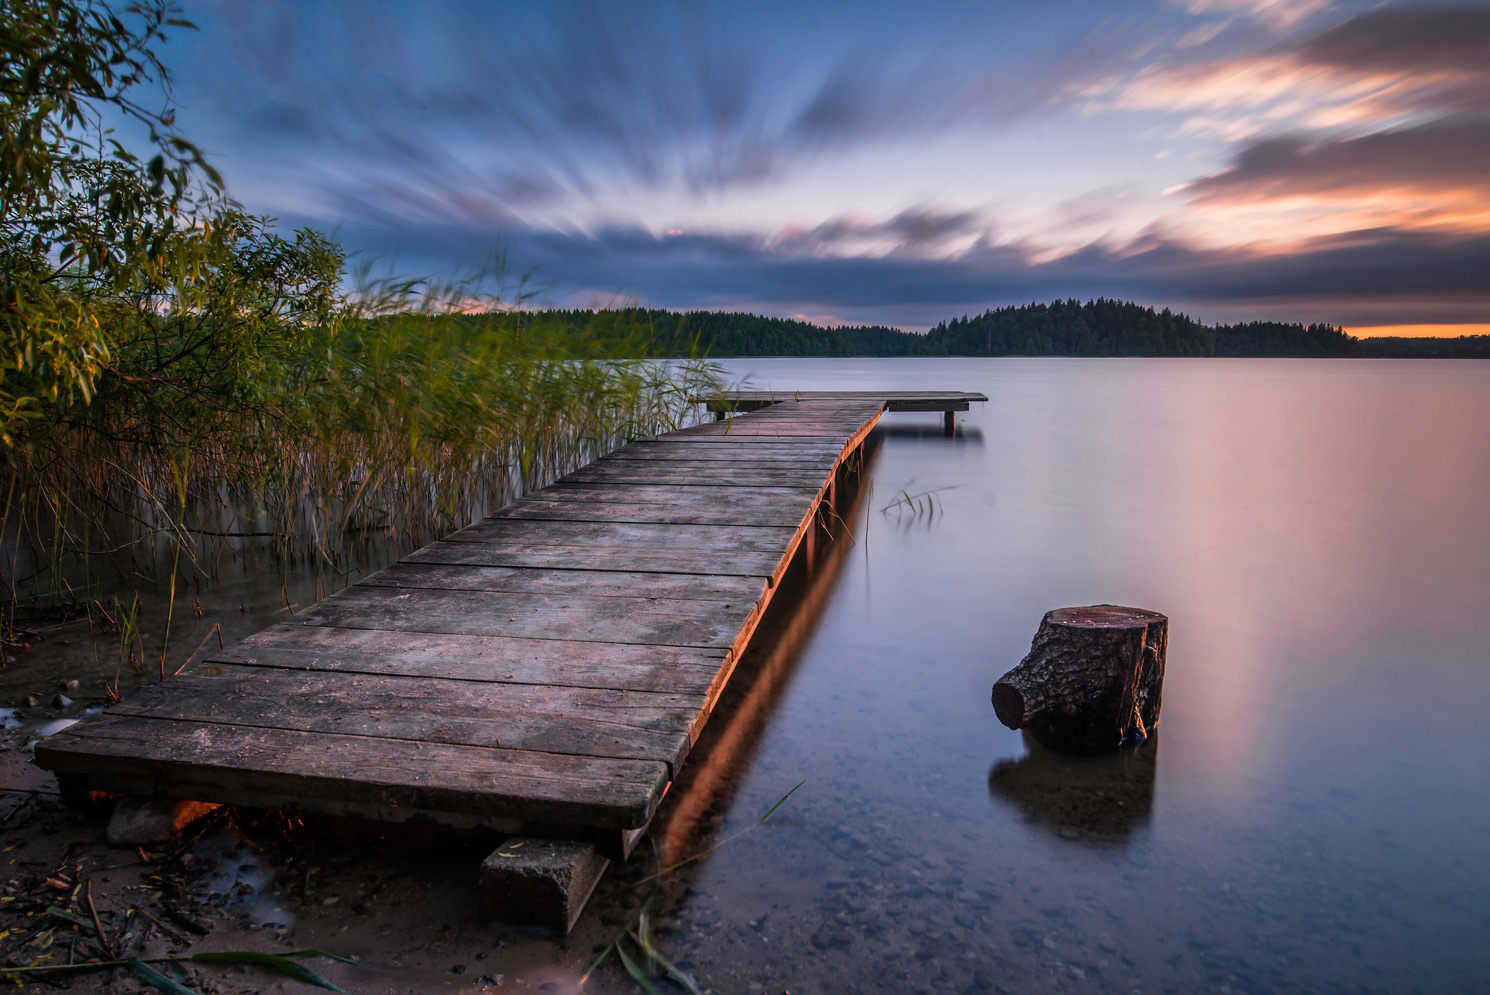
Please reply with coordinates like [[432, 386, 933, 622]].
[[525, 301, 1489, 359]]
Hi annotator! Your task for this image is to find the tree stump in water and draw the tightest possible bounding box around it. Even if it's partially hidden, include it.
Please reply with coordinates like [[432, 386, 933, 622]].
[[991, 605, 1167, 750]]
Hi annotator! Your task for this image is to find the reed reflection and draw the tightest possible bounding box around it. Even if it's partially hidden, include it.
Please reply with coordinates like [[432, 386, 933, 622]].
[[987, 731, 1157, 844]]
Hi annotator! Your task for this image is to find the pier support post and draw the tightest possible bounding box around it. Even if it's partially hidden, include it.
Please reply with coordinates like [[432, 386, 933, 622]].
[[479, 838, 609, 934], [944, 410, 956, 436], [107, 796, 222, 847]]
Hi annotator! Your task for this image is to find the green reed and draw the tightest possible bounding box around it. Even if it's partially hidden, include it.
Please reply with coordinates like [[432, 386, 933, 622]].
[[0, 295, 721, 638]]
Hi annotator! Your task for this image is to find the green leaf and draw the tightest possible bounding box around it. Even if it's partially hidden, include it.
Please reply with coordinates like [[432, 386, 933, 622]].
[[615, 942, 665, 995], [187, 952, 346, 992], [626, 928, 701, 995], [756, 779, 805, 824], [283, 948, 371, 967], [128, 959, 202, 995], [46, 905, 95, 931]]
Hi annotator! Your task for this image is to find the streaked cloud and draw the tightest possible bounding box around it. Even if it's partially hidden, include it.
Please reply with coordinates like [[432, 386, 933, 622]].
[[775, 207, 991, 257], [1087, 5, 1490, 138], [1183, 120, 1490, 223], [329, 209, 1490, 328], [1174, 0, 1336, 31], [168, 1, 1490, 330]]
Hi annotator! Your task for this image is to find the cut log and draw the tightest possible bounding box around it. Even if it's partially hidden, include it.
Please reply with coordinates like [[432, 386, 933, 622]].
[[991, 605, 1166, 750]]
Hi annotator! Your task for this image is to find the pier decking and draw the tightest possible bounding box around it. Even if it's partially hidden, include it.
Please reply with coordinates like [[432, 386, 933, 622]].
[[36, 391, 984, 869]]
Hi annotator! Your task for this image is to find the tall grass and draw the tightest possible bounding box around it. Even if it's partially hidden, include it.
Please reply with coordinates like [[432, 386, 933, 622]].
[[0, 287, 721, 637]]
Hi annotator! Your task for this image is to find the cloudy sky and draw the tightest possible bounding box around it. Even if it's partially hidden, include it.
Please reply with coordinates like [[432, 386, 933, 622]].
[[164, 0, 1490, 333]]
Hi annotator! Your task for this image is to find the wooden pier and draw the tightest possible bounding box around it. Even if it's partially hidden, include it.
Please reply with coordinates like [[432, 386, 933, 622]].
[[36, 390, 983, 928]]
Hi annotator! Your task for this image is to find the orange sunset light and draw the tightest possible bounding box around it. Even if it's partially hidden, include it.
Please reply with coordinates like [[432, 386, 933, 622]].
[[1349, 324, 1490, 339]]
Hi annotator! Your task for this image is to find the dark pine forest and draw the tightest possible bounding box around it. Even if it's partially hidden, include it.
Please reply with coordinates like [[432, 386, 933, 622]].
[[530, 300, 1487, 359]]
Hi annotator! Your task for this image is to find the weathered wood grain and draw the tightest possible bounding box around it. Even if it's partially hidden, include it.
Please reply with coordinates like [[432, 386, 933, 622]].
[[560, 463, 829, 487], [444, 519, 797, 550], [212, 626, 729, 695], [289, 585, 762, 649], [494, 500, 811, 528], [360, 562, 766, 602], [603, 441, 841, 463], [703, 390, 987, 414], [511, 483, 823, 507], [403, 541, 785, 578], [112, 665, 704, 772], [635, 433, 859, 445], [37, 715, 666, 828]]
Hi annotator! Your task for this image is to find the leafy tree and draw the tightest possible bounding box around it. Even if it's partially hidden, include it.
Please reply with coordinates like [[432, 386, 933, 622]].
[[1, 3, 716, 628], [1, 0, 233, 436]]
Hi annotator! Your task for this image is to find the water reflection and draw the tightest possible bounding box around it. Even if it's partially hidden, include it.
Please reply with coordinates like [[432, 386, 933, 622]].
[[658, 441, 878, 866], [9, 359, 1489, 994], [988, 732, 1156, 844], [877, 423, 985, 445]]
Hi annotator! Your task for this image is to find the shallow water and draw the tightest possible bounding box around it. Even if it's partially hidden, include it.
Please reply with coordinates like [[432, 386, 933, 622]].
[[641, 358, 1490, 994], [6, 358, 1489, 994]]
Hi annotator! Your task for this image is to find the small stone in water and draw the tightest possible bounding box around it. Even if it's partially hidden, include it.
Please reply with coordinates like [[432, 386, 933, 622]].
[[22, 696, 37, 708], [52, 694, 72, 709], [60, 680, 79, 692]]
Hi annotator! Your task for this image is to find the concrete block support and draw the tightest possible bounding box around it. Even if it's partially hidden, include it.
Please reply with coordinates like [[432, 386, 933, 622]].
[[106, 796, 222, 847], [479, 838, 610, 934]]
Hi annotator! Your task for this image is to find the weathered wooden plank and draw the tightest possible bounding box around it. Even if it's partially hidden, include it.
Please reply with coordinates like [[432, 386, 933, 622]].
[[637, 434, 858, 445], [670, 424, 866, 438], [444, 519, 797, 551], [605, 441, 842, 463], [495, 500, 811, 528], [703, 390, 986, 412], [211, 626, 729, 695], [728, 392, 983, 399], [111, 665, 703, 772], [518, 483, 822, 506], [360, 562, 766, 602], [37, 715, 666, 828], [289, 586, 761, 649], [560, 463, 830, 487], [403, 541, 785, 578], [689, 402, 883, 421]]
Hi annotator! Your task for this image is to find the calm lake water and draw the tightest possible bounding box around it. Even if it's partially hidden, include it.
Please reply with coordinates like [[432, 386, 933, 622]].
[[635, 357, 1490, 995], [7, 358, 1489, 994]]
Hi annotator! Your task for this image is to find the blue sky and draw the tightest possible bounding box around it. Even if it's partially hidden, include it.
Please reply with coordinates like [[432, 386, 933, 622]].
[[164, 0, 1490, 332]]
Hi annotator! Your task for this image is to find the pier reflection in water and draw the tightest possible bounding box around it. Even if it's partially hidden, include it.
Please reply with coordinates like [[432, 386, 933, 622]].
[[655, 436, 880, 868]]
